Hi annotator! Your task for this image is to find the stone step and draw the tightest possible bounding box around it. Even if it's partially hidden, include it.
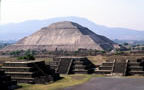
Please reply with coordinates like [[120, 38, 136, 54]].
[[73, 60, 87, 62], [5, 72, 34, 74], [73, 66, 86, 69], [0, 80, 17, 87], [73, 61, 85, 64], [95, 70, 112, 74], [73, 60, 89, 64], [0, 70, 5, 75], [49, 64, 58, 69], [57, 59, 72, 74], [0, 75, 11, 81], [11, 77, 35, 83], [129, 66, 143, 71], [74, 64, 86, 67], [99, 66, 113, 70], [73, 65, 87, 68], [102, 62, 113, 66], [129, 71, 144, 75], [73, 69, 88, 74], [1, 66, 31, 69], [1, 67, 33, 72], [6, 72, 35, 78], [128, 62, 141, 66], [129, 60, 141, 62], [73, 69, 88, 71]]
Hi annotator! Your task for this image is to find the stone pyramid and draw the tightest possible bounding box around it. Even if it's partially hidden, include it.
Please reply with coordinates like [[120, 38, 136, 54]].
[[2, 21, 119, 51]]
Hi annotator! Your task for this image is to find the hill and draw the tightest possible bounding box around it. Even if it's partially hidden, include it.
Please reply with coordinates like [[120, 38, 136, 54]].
[[0, 17, 144, 41]]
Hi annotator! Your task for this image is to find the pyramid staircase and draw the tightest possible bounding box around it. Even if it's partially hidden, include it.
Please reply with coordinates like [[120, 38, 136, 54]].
[[127, 59, 144, 75], [57, 58, 73, 74], [50, 57, 95, 74], [95, 60, 114, 74], [1, 60, 60, 84], [95, 59, 128, 76], [71, 58, 95, 74], [95, 58, 144, 76], [0, 70, 17, 90]]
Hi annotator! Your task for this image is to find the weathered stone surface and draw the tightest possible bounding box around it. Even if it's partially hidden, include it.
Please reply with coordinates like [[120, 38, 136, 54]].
[[1, 60, 60, 83], [2, 21, 119, 51]]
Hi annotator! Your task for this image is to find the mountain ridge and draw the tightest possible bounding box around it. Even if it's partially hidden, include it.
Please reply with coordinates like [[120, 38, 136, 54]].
[[0, 17, 144, 40]]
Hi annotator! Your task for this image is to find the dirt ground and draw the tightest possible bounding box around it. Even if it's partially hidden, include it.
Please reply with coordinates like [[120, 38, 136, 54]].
[[65, 77, 144, 90]]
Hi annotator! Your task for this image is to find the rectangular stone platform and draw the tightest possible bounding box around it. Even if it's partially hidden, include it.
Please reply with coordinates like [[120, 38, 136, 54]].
[[50, 56, 95, 74], [1, 60, 60, 84]]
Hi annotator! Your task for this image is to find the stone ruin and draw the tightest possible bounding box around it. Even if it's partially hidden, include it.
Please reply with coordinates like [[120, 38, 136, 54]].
[[49, 56, 95, 74], [95, 58, 144, 76], [49, 56, 144, 76], [2, 21, 120, 52], [1, 56, 144, 88], [0, 70, 18, 90], [1, 60, 60, 84]]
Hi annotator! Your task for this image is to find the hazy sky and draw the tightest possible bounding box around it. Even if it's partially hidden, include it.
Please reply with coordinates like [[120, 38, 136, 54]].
[[1, 0, 144, 30]]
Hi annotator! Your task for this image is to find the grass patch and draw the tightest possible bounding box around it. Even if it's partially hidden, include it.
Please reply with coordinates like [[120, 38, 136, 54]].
[[36, 58, 53, 64], [17, 74, 93, 90], [87, 55, 107, 65]]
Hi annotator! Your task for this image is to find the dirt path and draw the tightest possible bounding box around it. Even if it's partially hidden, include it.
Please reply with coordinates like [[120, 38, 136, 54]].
[[65, 77, 144, 90]]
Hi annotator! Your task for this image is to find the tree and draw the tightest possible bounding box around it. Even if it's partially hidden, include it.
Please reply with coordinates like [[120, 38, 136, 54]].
[[123, 42, 129, 46], [17, 54, 35, 60], [10, 50, 21, 56]]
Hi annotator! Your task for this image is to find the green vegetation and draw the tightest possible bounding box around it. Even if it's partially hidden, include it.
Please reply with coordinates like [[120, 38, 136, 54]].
[[17, 54, 35, 60], [17, 50, 35, 60], [10, 50, 22, 56]]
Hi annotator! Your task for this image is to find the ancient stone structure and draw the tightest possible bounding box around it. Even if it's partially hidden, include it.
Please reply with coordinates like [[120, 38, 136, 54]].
[[0, 70, 17, 90], [49, 56, 95, 74], [95, 60, 114, 74], [127, 59, 144, 75], [2, 21, 120, 52], [95, 58, 144, 76], [1, 60, 60, 84]]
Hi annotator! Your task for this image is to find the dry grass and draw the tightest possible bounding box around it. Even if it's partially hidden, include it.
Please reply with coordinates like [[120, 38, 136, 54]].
[[87, 55, 107, 65], [17, 74, 93, 90], [106, 55, 144, 62], [36, 58, 53, 64], [87, 54, 144, 66], [0, 56, 17, 66]]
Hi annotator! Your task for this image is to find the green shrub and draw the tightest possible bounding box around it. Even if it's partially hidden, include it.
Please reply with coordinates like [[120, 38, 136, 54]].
[[17, 54, 35, 60]]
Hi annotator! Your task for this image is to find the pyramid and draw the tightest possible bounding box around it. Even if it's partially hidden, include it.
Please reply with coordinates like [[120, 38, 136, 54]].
[[2, 21, 119, 51]]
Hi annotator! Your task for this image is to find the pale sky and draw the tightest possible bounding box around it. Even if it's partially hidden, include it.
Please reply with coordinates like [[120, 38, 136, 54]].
[[1, 0, 144, 30]]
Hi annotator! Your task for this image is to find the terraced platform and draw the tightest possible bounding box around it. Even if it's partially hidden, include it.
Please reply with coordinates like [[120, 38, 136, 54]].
[[1, 60, 60, 84], [95, 58, 144, 76], [0, 70, 18, 90], [49, 56, 95, 74]]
